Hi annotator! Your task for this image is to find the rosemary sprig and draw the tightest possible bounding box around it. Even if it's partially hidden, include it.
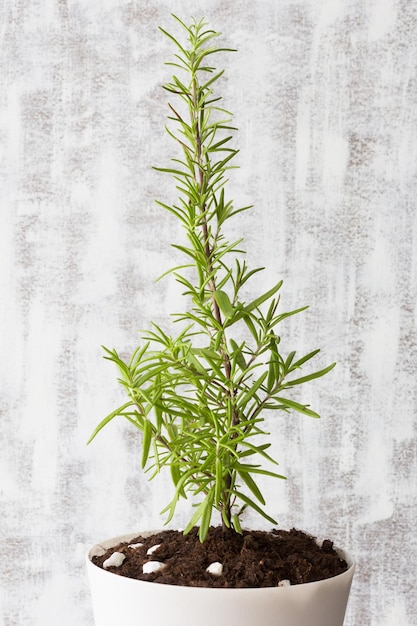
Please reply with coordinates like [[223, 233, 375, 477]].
[[88, 15, 335, 542]]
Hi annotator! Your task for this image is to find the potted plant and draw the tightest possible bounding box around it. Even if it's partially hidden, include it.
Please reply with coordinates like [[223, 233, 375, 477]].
[[86, 15, 355, 626]]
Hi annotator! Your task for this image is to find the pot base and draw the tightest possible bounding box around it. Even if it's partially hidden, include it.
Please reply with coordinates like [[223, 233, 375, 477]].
[[86, 528, 355, 626]]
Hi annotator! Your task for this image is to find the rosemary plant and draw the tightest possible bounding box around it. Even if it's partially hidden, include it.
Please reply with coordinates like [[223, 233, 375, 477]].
[[88, 15, 335, 542]]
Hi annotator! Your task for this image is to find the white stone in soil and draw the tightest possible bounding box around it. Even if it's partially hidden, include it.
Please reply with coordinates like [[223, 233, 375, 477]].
[[103, 552, 126, 569], [143, 561, 167, 574], [146, 543, 161, 556], [128, 542, 144, 549], [206, 562, 223, 576], [278, 579, 291, 587]]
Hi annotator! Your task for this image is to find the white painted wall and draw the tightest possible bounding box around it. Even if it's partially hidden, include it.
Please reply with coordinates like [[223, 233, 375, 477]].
[[1, 1, 416, 624]]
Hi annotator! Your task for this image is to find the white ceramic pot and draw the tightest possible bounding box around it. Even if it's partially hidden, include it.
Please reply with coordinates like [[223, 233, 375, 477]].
[[86, 531, 355, 626]]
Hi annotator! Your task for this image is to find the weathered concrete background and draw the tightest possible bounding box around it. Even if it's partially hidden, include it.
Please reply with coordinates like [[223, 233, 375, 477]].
[[1, 0, 416, 624]]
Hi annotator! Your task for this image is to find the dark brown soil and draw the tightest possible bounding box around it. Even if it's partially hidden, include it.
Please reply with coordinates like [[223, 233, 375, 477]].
[[92, 526, 348, 588]]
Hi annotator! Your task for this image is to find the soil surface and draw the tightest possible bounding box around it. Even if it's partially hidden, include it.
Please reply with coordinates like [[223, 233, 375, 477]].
[[92, 526, 348, 588]]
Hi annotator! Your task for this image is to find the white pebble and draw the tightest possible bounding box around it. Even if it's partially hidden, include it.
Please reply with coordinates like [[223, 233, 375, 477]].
[[103, 552, 126, 569], [128, 542, 144, 549], [146, 543, 161, 556], [206, 562, 223, 576], [278, 579, 291, 587], [143, 561, 166, 574]]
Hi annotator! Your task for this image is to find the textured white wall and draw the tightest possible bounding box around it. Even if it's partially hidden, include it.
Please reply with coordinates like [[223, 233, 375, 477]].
[[1, 0, 416, 624]]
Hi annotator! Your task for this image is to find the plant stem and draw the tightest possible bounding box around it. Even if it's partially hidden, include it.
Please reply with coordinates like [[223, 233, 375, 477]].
[[191, 71, 239, 531]]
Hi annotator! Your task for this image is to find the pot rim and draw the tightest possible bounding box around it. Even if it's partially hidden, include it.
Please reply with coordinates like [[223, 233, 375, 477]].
[[86, 529, 355, 592]]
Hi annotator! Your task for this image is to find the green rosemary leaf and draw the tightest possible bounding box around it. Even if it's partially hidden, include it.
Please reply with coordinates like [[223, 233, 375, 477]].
[[214, 290, 234, 319], [236, 469, 265, 505]]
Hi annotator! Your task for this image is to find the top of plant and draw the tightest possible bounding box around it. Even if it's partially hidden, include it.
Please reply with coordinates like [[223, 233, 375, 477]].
[[88, 15, 335, 542]]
